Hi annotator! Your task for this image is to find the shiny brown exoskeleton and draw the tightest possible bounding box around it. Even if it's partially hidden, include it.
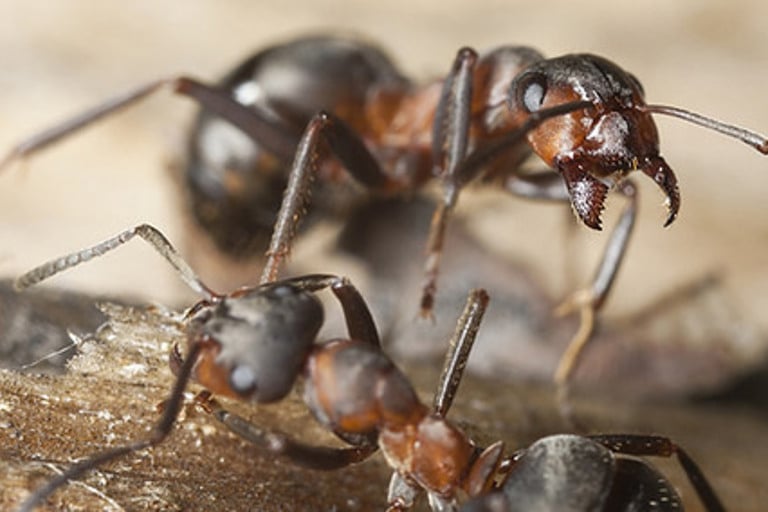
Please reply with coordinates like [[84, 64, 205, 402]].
[[2, 35, 767, 388], [11, 223, 504, 511]]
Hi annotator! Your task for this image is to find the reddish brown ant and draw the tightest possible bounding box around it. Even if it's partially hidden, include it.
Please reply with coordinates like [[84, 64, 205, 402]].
[[11, 222, 499, 511], [2, 35, 767, 388], [12, 225, 726, 511]]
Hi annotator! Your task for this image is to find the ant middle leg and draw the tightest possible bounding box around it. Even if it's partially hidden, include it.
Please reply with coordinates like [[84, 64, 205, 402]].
[[194, 391, 378, 471]]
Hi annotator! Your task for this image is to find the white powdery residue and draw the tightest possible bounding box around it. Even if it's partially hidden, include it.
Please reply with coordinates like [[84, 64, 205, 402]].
[[97, 409, 115, 421], [79, 409, 115, 421], [119, 363, 149, 377], [587, 112, 629, 156]]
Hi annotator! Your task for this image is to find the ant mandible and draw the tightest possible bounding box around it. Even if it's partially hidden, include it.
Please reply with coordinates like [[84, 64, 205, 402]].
[[12, 225, 727, 511], [2, 35, 767, 388]]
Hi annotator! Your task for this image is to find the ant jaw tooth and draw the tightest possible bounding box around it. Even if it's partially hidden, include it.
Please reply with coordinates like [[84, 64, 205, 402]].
[[559, 162, 609, 231]]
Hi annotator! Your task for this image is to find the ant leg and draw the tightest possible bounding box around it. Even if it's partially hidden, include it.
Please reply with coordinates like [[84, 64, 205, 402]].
[[266, 274, 381, 348], [432, 288, 489, 416], [590, 434, 726, 512], [420, 47, 478, 318], [552, 180, 637, 389], [194, 392, 376, 471], [503, 174, 636, 416], [17, 342, 203, 512], [15, 223, 220, 301], [504, 171, 570, 202], [258, 111, 405, 283], [0, 76, 300, 172], [385, 472, 420, 511]]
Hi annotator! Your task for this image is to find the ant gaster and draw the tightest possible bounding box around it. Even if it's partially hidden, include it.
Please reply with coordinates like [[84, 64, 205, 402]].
[[13, 225, 727, 511], [461, 433, 726, 512], [2, 35, 767, 387]]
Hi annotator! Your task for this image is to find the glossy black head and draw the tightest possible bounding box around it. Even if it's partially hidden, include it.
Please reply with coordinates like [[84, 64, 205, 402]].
[[508, 54, 680, 229], [190, 282, 324, 403]]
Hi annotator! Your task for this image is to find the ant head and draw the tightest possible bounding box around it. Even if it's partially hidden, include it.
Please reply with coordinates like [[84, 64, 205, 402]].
[[190, 282, 324, 403], [509, 54, 680, 229]]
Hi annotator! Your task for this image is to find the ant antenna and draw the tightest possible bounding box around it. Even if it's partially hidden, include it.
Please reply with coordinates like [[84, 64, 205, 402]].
[[432, 288, 489, 416], [641, 104, 768, 154], [14, 223, 219, 301]]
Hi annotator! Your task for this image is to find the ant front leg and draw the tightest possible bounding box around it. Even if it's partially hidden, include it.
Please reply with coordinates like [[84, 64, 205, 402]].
[[551, 180, 637, 397], [432, 288, 489, 416], [14, 223, 220, 301], [0, 76, 299, 171], [16, 342, 204, 512], [510, 175, 637, 415], [259, 112, 405, 284], [590, 434, 726, 512], [265, 273, 381, 348], [506, 173, 637, 392]]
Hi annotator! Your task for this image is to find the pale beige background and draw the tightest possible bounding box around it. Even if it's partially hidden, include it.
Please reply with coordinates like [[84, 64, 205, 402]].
[[0, 0, 766, 331]]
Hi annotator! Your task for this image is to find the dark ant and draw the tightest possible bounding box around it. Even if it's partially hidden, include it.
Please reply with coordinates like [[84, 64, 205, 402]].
[[12, 225, 726, 511], [461, 433, 725, 512], [2, 35, 767, 388]]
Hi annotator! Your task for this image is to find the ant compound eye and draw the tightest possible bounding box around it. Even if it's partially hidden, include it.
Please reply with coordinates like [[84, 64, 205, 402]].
[[229, 364, 257, 396], [518, 73, 548, 113]]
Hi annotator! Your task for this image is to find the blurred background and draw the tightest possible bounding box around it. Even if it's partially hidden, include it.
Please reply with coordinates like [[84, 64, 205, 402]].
[[0, 0, 766, 387]]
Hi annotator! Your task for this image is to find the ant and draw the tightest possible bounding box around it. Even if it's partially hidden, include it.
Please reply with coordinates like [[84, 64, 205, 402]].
[[12, 225, 726, 511], [461, 433, 725, 512], [11, 221, 496, 511], [2, 35, 767, 389]]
